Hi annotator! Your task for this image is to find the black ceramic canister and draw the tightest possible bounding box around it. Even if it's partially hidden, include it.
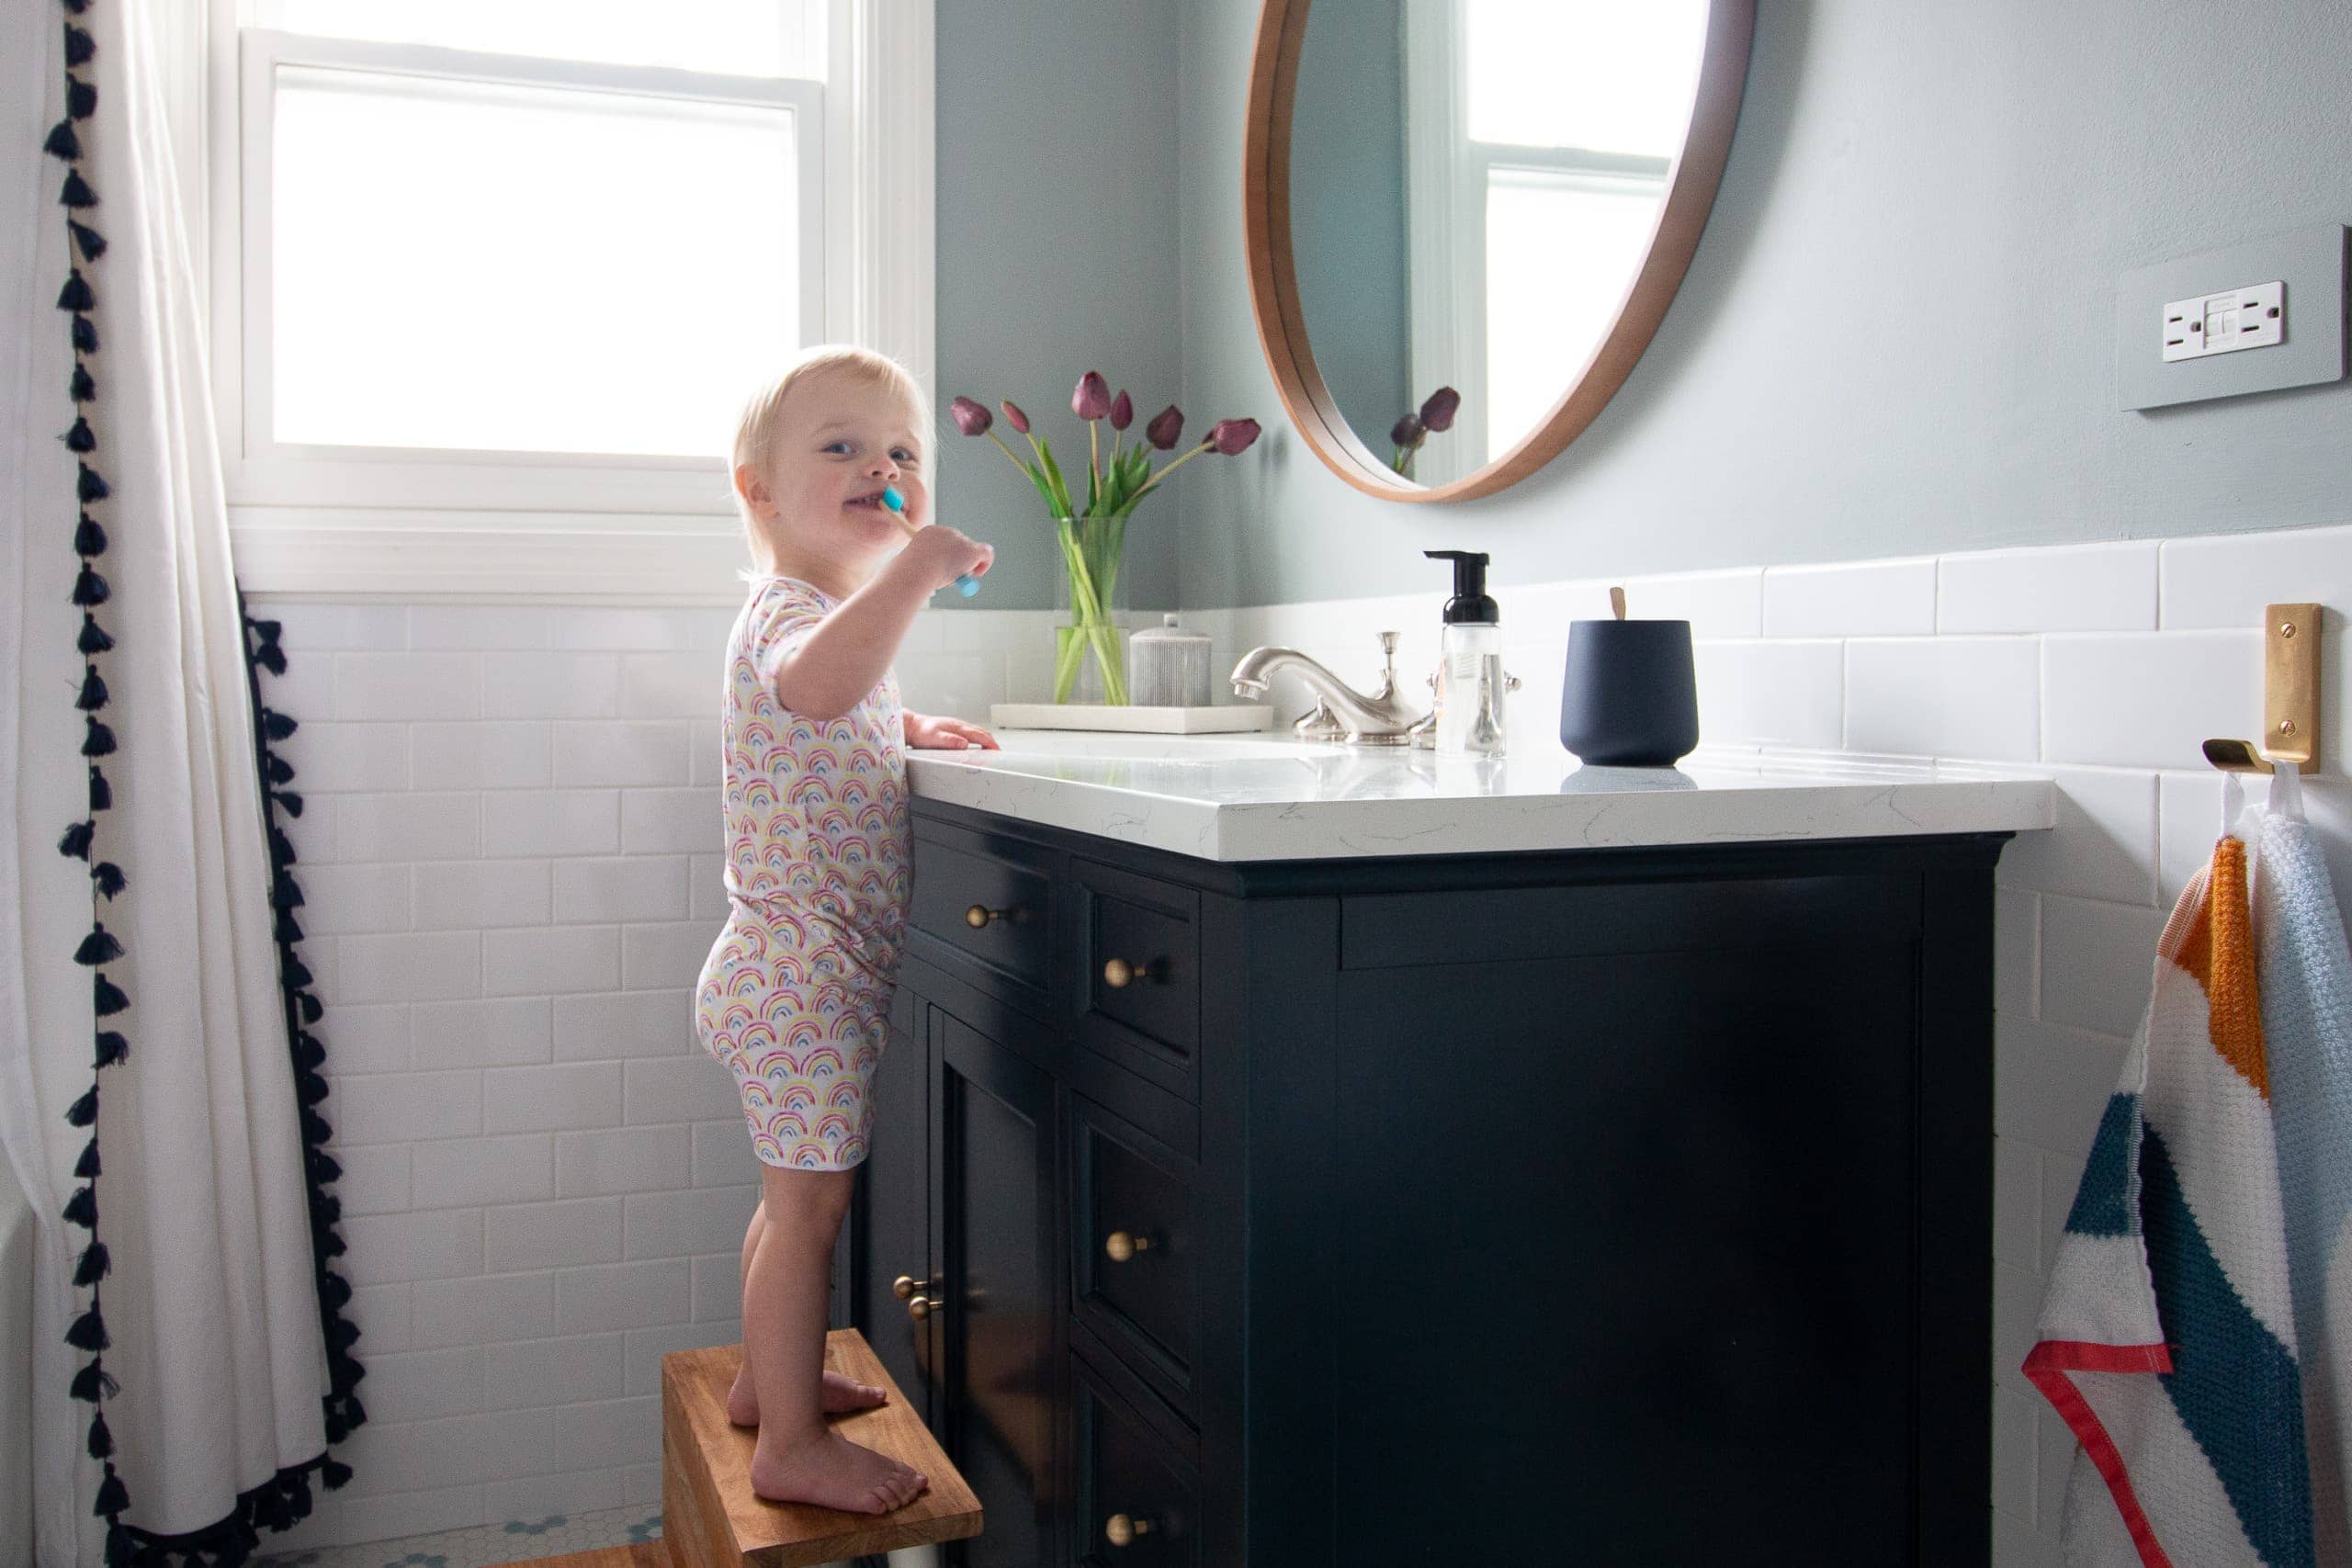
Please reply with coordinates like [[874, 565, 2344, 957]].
[[1558, 618, 1699, 766]]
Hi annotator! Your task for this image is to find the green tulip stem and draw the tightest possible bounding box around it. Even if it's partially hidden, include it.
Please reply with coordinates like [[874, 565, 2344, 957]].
[[1134, 440, 1211, 500]]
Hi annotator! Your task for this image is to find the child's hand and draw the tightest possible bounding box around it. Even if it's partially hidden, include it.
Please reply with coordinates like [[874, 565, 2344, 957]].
[[905, 711, 1000, 750], [892, 524, 993, 595]]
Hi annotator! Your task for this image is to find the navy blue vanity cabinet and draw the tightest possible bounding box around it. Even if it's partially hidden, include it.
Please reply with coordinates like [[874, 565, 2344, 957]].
[[853, 799, 2003, 1567]]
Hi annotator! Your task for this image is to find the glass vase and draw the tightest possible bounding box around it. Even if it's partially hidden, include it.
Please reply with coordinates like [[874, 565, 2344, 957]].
[[1053, 514, 1131, 705]]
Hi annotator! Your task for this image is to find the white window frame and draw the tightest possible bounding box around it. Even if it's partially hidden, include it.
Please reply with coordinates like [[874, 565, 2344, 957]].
[[200, 0, 935, 601], [1403, 0, 1668, 489]]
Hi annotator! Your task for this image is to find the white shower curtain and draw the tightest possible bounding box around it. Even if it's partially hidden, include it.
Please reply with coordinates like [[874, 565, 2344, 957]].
[[4, 0, 334, 1562]]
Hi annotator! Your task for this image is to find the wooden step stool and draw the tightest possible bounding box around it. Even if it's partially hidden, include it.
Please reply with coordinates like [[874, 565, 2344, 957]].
[[660, 1330, 982, 1568]]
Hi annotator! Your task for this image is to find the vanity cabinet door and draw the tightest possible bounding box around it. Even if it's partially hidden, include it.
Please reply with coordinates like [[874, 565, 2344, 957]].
[[931, 1005, 1064, 1567], [851, 981, 936, 1420]]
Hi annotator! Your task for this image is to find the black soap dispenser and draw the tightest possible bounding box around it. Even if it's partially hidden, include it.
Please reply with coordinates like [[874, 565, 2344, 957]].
[[1425, 550, 1505, 756]]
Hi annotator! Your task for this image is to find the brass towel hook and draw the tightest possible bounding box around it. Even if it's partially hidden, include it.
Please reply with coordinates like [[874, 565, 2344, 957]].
[[2202, 602, 2322, 774]]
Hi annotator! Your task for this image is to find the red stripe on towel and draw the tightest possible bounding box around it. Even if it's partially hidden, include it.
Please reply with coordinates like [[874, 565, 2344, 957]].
[[2023, 1340, 2178, 1568]]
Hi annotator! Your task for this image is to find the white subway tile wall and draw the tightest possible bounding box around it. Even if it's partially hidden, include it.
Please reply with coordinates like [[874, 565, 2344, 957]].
[[256, 524, 2352, 1559]]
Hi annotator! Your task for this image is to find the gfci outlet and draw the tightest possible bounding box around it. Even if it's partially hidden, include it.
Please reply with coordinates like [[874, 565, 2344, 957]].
[[2162, 279, 2284, 362]]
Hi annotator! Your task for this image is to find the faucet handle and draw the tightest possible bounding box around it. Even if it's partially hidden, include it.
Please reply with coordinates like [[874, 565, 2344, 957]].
[[1376, 630, 1398, 655]]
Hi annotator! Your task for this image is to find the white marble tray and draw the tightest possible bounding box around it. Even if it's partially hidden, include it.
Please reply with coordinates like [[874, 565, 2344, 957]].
[[988, 703, 1275, 734]]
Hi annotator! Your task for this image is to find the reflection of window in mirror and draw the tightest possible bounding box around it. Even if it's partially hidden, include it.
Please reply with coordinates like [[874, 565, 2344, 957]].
[[1404, 1, 1706, 486]]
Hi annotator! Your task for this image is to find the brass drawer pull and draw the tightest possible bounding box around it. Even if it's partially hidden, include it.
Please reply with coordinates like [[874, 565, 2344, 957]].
[[906, 1292, 944, 1322], [1104, 1513, 1156, 1547], [1103, 1230, 1154, 1263], [1102, 956, 1159, 988], [965, 903, 1012, 928], [891, 1273, 932, 1301]]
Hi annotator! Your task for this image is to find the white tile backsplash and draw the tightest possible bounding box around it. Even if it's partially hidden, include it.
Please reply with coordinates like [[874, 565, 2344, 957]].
[[1763, 557, 1938, 638], [249, 524, 2352, 1551]]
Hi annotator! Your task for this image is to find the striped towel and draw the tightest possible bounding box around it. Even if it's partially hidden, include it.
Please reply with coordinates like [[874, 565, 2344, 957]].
[[2255, 768, 2352, 1561], [2025, 818, 2316, 1565]]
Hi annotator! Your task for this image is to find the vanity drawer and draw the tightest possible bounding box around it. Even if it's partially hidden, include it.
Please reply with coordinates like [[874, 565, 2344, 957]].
[[909, 825, 1055, 1008], [1070, 860, 1200, 1100], [1070, 1093, 1198, 1406], [1071, 1331, 1202, 1568]]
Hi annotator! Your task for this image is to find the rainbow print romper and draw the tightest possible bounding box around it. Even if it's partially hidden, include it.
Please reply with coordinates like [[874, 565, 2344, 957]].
[[695, 577, 910, 1171]]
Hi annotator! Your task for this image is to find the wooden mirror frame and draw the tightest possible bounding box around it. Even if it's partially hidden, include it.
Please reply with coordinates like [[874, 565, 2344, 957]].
[[1243, 0, 1757, 503]]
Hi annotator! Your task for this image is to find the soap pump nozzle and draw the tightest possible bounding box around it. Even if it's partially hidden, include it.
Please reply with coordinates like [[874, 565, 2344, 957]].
[[1423, 549, 1498, 625]]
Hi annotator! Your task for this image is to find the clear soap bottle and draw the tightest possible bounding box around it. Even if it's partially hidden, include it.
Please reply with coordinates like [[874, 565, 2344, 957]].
[[1425, 549, 1505, 756]]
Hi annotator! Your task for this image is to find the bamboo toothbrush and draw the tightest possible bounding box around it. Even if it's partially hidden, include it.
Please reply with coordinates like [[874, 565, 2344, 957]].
[[882, 485, 978, 596]]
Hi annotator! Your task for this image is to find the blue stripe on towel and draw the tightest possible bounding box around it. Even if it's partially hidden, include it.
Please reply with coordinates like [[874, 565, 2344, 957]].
[[2143, 1126, 2317, 1568], [2064, 1094, 2142, 1237]]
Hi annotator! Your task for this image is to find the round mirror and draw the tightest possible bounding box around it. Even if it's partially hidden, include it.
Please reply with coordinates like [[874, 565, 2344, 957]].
[[1245, 0, 1754, 502]]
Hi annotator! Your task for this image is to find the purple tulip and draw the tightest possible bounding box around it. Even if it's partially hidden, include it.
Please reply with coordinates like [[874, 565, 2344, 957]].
[[948, 396, 992, 437], [1390, 412, 1424, 448], [1001, 400, 1030, 434], [1145, 405, 1183, 450], [1109, 390, 1133, 431], [1073, 371, 1112, 421], [1419, 386, 1461, 434], [1205, 417, 1262, 456]]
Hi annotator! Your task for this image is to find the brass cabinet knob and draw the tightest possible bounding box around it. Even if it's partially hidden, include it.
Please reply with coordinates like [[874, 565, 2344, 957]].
[[891, 1274, 931, 1301], [1104, 1513, 1155, 1547], [1103, 1229, 1154, 1263], [906, 1292, 944, 1322], [1102, 956, 1155, 988], [965, 903, 997, 928]]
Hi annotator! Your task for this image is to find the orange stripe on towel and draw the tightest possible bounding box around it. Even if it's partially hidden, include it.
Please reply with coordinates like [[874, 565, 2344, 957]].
[[2172, 837, 2268, 1098]]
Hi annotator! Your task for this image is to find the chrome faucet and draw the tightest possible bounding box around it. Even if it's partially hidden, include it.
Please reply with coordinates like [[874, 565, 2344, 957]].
[[1229, 631, 1426, 746]]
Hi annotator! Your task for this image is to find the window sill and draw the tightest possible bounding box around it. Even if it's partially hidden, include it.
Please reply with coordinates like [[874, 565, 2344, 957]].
[[228, 508, 752, 603]]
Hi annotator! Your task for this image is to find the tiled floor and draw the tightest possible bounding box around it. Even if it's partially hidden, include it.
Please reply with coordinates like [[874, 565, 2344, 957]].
[[258, 1504, 661, 1568]]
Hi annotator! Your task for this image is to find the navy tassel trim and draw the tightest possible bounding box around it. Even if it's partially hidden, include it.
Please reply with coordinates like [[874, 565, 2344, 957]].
[[270, 825, 298, 863], [87, 1409, 112, 1459], [65, 1086, 98, 1127], [93, 1467, 128, 1517], [299, 991, 322, 1024], [62, 1186, 96, 1228], [69, 219, 106, 262], [66, 1306, 107, 1352], [79, 612, 113, 653], [89, 766, 109, 811], [74, 1240, 108, 1285], [74, 924, 122, 964], [69, 1360, 118, 1403], [61, 168, 97, 208], [281, 954, 311, 988], [71, 312, 98, 354], [71, 360, 96, 400], [310, 1148, 341, 1181], [77, 461, 108, 502], [59, 819, 94, 860], [64, 416, 96, 454], [94, 862, 125, 898], [58, 269, 94, 310], [67, 78, 96, 119], [92, 971, 127, 1015], [266, 754, 295, 786], [74, 1139, 100, 1179], [84, 715, 117, 756], [95, 1031, 127, 1066], [45, 119, 80, 159], [272, 791, 303, 818], [320, 1460, 353, 1490], [75, 512, 106, 553], [64, 24, 96, 65], [77, 664, 107, 711], [74, 562, 108, 605], [260, 708, 297, 741]]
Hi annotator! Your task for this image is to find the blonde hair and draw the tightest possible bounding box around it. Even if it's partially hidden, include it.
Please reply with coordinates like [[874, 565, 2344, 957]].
[[730, 344, 932, 508]]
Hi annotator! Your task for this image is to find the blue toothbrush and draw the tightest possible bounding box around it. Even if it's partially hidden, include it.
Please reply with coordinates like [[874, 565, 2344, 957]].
[[883, 485, 978, 597]]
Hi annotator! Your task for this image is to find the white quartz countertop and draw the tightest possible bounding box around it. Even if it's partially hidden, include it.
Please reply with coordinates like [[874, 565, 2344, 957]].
[[905, 730, 2056, 863]]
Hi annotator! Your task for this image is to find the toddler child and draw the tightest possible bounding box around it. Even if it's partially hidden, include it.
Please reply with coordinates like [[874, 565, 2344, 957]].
[[695, 345, 996, 1514]]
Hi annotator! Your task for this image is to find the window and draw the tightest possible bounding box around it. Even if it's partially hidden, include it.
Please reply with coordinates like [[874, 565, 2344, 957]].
[[1404, 0, 1703, 482], [207, 1, 933, 594]]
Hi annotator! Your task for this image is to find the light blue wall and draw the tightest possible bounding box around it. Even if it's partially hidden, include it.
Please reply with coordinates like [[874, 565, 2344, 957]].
[[1289, 0, 1410, 455], [1172, 0, 2352, 610], [933, 0, 1182, 610]]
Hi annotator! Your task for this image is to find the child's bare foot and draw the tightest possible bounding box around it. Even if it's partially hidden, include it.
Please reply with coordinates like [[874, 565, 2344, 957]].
[[727, 1366, 888, 1426], [749, 1427, 928, 1514]]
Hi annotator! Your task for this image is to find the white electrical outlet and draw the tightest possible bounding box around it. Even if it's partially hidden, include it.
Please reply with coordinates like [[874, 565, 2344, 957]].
[[2162, 279, 2285, 362]]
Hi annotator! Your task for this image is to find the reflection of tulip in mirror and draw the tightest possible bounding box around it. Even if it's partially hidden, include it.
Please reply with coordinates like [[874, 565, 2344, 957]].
[[1389, 386, 1461, 478]]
